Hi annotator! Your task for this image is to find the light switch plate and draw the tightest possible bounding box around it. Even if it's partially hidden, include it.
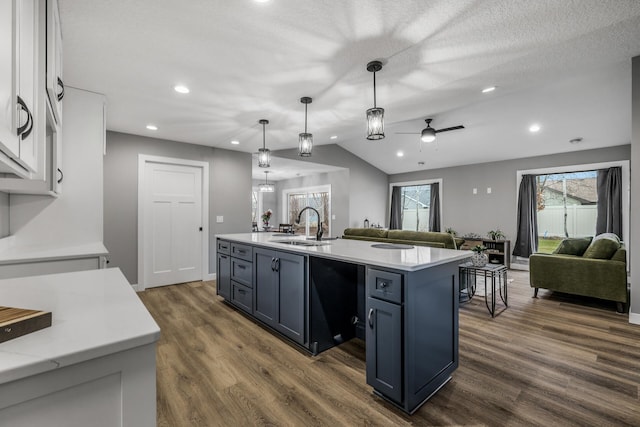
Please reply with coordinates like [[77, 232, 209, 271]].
[[487, 187, 492, 194], [473, 188, 477, 195], [216, 216, 224, 223]]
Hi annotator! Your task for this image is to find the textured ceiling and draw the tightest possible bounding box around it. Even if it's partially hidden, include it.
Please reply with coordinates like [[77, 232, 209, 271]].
[[60, 0, 640, 174]]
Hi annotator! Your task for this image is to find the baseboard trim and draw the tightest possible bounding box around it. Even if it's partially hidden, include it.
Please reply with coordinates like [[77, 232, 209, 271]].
[[206, 273, 216, 281], [131, 283, 141, 292], [510, 263, 529, 271], [629, 312, 640, 325]]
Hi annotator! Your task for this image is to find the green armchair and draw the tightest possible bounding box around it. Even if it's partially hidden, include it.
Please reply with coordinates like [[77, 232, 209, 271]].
[[529, 236, 628, 313]]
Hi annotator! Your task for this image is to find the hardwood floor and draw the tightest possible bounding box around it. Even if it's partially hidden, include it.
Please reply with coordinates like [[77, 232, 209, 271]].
[[138, 270, 640, 426]]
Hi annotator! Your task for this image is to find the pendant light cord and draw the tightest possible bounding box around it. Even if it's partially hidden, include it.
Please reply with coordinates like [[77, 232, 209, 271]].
[[262, 122, 266, 150], [373, 71, 377, 108], [304, 103, 308, 133]]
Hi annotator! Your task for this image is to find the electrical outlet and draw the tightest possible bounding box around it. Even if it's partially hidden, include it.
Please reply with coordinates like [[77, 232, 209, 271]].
[[216, 216, 224, 223], [473, 188, 477, 195], [487, 187, 492, 194]]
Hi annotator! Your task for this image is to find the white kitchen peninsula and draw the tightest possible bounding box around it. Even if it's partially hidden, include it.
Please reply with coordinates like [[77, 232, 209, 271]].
[[216, 232, 470, 414], [0, 268, 160, 427]]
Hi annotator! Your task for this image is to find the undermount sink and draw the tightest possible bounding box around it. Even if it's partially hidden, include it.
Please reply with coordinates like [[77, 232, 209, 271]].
[[270, 239, 330, 247]]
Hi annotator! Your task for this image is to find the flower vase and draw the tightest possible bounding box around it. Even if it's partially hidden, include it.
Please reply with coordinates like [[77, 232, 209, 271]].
[[471, 252, 488, 267], [263, 221, 269, 230]]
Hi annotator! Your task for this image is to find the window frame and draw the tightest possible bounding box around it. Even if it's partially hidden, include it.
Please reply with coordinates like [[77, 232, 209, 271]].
[[388, 178, 443, 231], [281, 184, 332, 237]]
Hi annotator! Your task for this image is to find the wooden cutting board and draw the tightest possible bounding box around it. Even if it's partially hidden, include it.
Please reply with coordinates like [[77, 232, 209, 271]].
[[0, 306, 52, 344]]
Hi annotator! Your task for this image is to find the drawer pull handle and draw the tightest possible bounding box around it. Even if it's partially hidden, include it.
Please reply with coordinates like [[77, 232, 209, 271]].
[[237, 289, 246, 294], [57, 77, 65, 101], [379, 281, 388, 289], [17, 96, 33, 140], [4, 327, 12, 333], [368, 308, 374, 328], [220, 255, 228, 259], [237, 264, 246, 269]]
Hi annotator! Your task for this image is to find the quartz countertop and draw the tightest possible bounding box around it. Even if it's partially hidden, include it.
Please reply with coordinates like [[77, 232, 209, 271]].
[[217, 233, 471, 271], [0, 268, 160, 385], [0, 241, 108, 265]]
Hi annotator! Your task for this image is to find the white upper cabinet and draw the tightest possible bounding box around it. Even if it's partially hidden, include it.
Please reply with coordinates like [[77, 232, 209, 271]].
[[0, 0, 20, 170], [15, 0, 38, 172], [0, 0, 64, 193], [46, 0, 63, 124]]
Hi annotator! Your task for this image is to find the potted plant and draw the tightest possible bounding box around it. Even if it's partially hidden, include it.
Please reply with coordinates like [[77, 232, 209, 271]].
[[261, 209, 273, 229], [471, 244, 488, 267], [487, 229, 505, 241], [445, 227, 457, 237]]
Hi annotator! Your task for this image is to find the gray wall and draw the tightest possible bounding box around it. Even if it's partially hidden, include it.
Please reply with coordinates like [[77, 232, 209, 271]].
[[104, 131, 252, 284], [390, 145, 631, 243], [631, 56, 640, 321], [0, 192, 7, 238], [273, 144, 389, 228]]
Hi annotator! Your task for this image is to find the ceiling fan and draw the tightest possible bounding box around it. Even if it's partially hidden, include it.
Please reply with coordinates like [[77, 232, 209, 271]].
[[396, 118, 465, 143]]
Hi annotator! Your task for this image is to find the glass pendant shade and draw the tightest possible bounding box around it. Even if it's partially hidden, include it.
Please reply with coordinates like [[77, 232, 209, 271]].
[[421, 127, 436, 143], [366, 107, 385, 140], [257, 119, 270, 167], [259, 171, 274, 192], [366, 60, 385, 141], [258, 148, 271, 168], [298, 97, 313, 157], [299, 133, 313, 157]]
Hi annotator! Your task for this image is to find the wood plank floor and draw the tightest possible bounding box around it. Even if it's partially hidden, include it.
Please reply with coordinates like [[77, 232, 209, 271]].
[[138, 270, 640, 426]]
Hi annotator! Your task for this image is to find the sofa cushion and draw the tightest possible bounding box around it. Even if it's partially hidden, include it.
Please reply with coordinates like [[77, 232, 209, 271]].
[[342, 228, 389, 239], [583, 235, 621, 259], [552, 237, 592, 256]]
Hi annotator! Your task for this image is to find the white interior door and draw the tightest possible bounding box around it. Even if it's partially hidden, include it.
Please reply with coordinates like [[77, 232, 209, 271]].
[[143, 162, 202, 288]]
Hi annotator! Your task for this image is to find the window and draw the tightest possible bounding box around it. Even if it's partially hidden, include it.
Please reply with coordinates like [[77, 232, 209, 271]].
[[516, 160, 629, 263], [283, 185, 331, 237], [389, 179, 442, 232], [399, 185, 431, 231], [536, 171, 598, 253]]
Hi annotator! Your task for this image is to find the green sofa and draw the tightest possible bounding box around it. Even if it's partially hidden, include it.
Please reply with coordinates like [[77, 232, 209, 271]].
[[529, 236, 628, 312], [342, 228, 464, 249]]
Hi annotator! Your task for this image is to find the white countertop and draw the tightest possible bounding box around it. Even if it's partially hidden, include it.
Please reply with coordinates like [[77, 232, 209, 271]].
[[0, 240, 108, 265], [218, 233, 471, 271], [0, 268, 160, 385]]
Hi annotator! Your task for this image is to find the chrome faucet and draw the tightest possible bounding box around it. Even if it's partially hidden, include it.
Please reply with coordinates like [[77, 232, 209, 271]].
[[296, 207, 323, 241]]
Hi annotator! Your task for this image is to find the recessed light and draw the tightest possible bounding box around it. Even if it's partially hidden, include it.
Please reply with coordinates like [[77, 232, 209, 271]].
[[174, 85, 190, 94], [231, 140, 240, 145], [482, 86, 496, 93], [330, 135, 338, 140], [529, 124, 541, 133], [146, 124, 158, 131], [397, 151, 404, 157]]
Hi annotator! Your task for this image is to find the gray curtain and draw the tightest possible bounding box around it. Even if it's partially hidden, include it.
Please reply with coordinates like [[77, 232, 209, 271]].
[[429, 183, 441, 232], [512, 174, 538, 257], [596, 167, 622, 238], [389, 186, 403, 230]]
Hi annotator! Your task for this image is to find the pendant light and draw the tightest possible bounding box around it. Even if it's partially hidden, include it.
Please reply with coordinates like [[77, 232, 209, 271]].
[[298, 97, 313, 157], [257, 119, 271, 168], [258, 171, 274, 192], [366, 60, 385, 140]]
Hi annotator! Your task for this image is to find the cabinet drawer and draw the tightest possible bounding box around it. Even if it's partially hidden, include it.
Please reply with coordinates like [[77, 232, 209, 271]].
[[231, 281, 253, 314], [217, 239, 230, 255], [231, 257, 253, 287], [231, 243, 252, 261], [367, 268, 402, 304]]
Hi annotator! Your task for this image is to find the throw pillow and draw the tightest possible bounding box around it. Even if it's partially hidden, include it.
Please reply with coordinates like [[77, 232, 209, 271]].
[[552, 237, 593, 256], [583, 235, 621, 259]]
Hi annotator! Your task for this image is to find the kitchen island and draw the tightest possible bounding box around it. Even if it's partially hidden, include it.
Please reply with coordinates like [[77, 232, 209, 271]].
[[0, 268, 160, 427], [216, 232, 470, 414]]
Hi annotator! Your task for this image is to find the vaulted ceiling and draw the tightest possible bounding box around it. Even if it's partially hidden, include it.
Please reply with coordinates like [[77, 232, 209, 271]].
[[60, 0, 640, 175]]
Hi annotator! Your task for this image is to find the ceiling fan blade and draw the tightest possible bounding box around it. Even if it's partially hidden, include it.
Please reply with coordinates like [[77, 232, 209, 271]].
[[395, 132, 421, 135], [435, 125, 465, 133]]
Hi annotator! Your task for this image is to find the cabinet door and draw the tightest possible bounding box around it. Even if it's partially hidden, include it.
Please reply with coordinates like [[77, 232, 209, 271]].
[[216, 253, 231, 300], [275, 251, 305, 345], [366, 296, 402, 404], [0, 0, 19, 160], [46, 0, 63, 124], [254, 248, 277, 326], [15, 0, 37, 172]]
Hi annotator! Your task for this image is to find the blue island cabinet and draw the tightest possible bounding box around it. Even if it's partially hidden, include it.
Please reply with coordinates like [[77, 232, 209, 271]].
[[253, 247, 307, 346], [366, 262, 459, 414]]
